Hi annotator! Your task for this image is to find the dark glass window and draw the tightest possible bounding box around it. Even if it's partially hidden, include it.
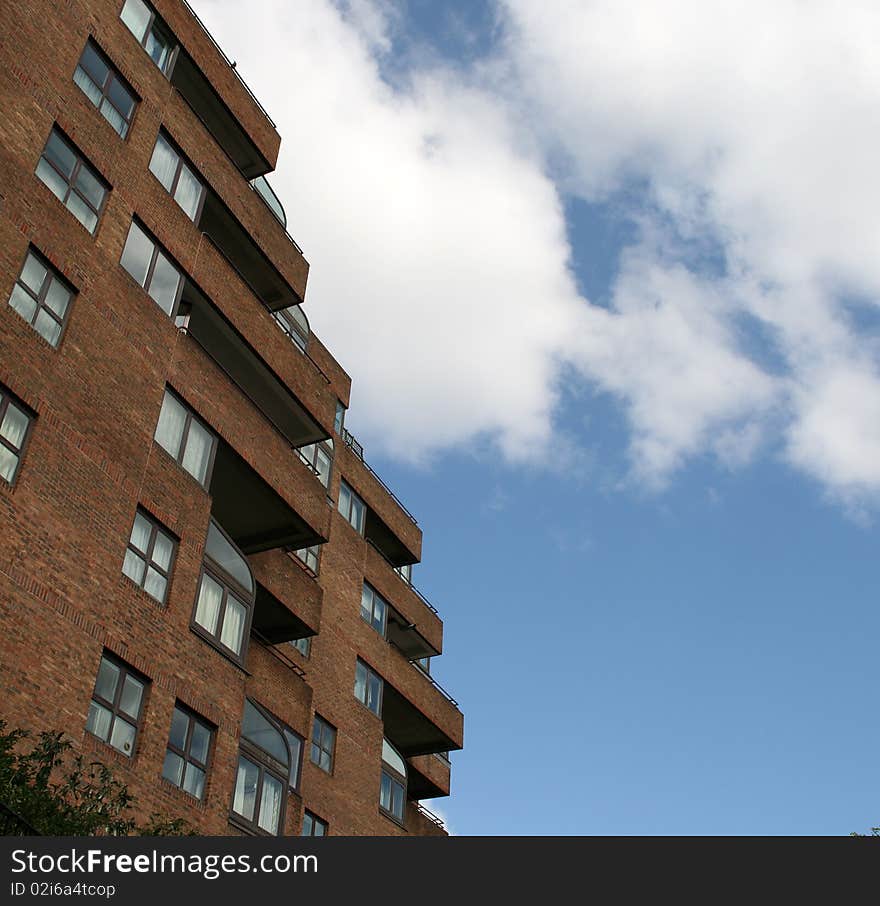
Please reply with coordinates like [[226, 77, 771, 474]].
[[380, 738, 407, 823], [192, 519, 255, 663], [360, 584, 387, 637], [35, 129, 108, 234], [162, 704, 213, 799], [120, 0, 175, 74], [154, 389, 217, 487], [85, 653, 147, 757], [338, 480, 366, 534], [297, 437, 333, 488], [334, 400, 346, 434], [302, 811, 327, 836], [231, 701, 291, 835], [354, 659, 383, 716], [7, 248, 74, 347], [310, 715, 336, 774], [120, 220, 183, 317], [122, 509, 176, 604], [74, 40, 137, 137], [149, 133, 205, 222]]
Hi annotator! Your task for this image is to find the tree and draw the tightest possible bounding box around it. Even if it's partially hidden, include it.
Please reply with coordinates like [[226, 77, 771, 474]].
[[0, 720, 192, 835]]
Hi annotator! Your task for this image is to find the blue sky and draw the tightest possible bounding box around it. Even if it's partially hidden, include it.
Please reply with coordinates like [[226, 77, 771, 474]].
[[200, 0, 880, 834]]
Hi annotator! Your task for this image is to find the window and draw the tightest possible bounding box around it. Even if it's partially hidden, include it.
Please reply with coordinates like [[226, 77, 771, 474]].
[[380, 738, 407, 824], [290, 637, 311, 658], [0, 389, 34, 485], [192, 519, 254, 663], [292, 545, 320, 575], [334, 400, 346, 435], [231, 701, 292, 835], [297, 437, 333, 488], [7, 248, 75, 347], [415, 656, 431, 675], [162, 704, 213, 799], [302, 812, 327, 837], [35, 129, 107, 234], [120, 220, 183, 316], [360, 584, 387, 637], [149, 133, 205, 221], [122, 509, 176, 604], [85, 653, 147, 757], [73, 40, 137, 137], [338, 480, 365, 534], [154, 389, 217, 487], [272, 305, 309, 353], [120, 0, 176, 74], [394, 562, 413, 585], [354, 659, 383, 717], [310, 715, 335, 774]]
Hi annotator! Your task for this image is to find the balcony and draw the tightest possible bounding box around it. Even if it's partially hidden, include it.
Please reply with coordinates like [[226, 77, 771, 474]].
[[407, 753, 450, 800], [151, 0, 279, 176], [248, 548, 322, 645]]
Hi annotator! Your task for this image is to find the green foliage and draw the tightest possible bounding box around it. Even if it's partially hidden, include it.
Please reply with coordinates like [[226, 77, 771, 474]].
[[0, 720, 193, 836], [850, 827, 880, 837]]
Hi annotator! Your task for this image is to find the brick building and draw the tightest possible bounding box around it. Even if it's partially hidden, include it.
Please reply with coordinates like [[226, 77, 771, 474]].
[[0, 0, 462, 836]]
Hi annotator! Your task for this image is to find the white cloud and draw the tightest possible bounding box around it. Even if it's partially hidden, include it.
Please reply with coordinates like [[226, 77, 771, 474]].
[[196, 0, 880, 505]]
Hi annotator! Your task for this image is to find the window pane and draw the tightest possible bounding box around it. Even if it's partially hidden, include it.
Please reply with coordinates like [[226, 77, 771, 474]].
[[74, 67, 103, 107], [78, 43, 109, 85], [144, 567, 167, 602], [129, 511, 152, 553], [122, 549, 146, 586], [173, 163, 203, 221], [20, 254, 47, 295], [352, 495, 365, 533], [44, 132, 76, 178], [149, 134, 179, 193], [106, 78, 135, 120], [154, 391, 186, 459], [283, 730, 302, 788], [354, 661, 367, 704], [380, 772, 392, 811], [65, 192, 99, 233], [99, 99, 127, 137], [145, 29, 171, 72], [258, 774, 283, 834], [181, 418, 212, 485], [44, 280, 71, 318], [120, 221, 154, 288], [120, 0, 151, 42], [94, 657, 120, 702], [391, 779, 405, 819], [35, 158, 69, 202], [367, 673, 382, 714], [74, 166, 105, 211], [119, 674, 144, 719], [0, 447, 19, 483], [33, 310, 61, 346], [162, 749, 184, 787], [232, 756, 258, 822], [338, 482, 350, 519], [8, 285, 37, 323], [194, 574, 223, 635], [360, 586, 372, 623], [316, 448, 331, 487], [302, 814, 313, 836], [242, 701, 288, 767], [0, 403, 28, 449], [147, 251, 181, 315], [190, 721, 211, 764], [183, 762, 205, 799], [220, 595, 246, 654], [86, 701, 112, 741], [152, 530, 173, 571], [205, 521, 253, 594], [168, 706, 188, 750], [109, 716, 136, 755]]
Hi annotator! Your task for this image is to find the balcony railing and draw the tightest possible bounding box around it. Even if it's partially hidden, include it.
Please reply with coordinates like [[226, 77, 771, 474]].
[[342, 430, 419, 526], [251, 628, 306, 678], [179, 0, 276, 128], [390, 640, 460, 711], [367, 540, 439, 617], [414, 802, 445, 830]]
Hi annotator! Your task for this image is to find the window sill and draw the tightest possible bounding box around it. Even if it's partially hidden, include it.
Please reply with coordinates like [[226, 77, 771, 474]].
[[189, 625, 251, 675], [378, 807, 407, 831]]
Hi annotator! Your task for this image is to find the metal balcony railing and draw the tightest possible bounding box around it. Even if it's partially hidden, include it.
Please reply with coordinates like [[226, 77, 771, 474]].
[[389, 640, 460, 711], [414, 802, 445, 830], [251, 629, 306, 679], [366, 540, 439, 617], [179, 0, 277, 129], [342, 430, 420, 526]]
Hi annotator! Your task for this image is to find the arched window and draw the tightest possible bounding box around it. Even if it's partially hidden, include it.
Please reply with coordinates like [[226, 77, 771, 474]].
[[231, 700, 291, 835], [192, 519, 255, 664], [380, 738, 407, 824]]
